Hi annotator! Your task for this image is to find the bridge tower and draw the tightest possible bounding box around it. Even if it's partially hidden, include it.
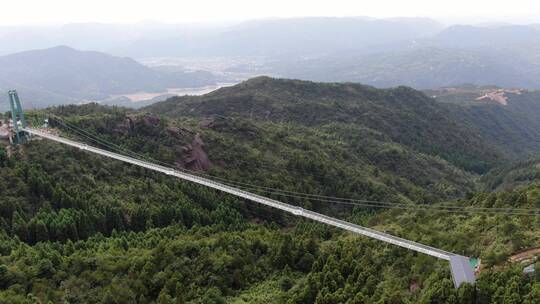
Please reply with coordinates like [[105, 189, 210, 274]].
[[7, 90, 29, 144]]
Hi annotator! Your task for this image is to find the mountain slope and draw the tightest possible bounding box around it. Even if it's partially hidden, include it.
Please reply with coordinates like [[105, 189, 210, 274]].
[[431, 25, 540, 48], [266, 24, 540, 89], [272, 47, 533, 89], [1, 90, 540, 302], [0, 46, 217, 110], [426, 87, 540, 160], [146, 77, 504, 173], [2, 133, 539, 303], [481, 157, 540, 191]]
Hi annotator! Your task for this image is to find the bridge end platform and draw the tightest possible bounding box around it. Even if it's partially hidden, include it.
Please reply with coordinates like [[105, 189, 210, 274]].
[[449, 255, 476, 288]]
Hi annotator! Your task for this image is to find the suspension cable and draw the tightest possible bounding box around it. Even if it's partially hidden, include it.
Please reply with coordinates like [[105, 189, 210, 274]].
[[46, 115, 540, 216]]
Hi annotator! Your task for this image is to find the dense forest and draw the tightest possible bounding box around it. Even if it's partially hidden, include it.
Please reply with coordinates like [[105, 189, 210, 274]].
[[1, 78, 539, 303], [428, 86, 540, 160]]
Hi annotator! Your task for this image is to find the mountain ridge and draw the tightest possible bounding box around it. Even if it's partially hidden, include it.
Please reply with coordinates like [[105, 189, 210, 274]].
[[0, 46, 217, 111], [145, 76, 505, 173]]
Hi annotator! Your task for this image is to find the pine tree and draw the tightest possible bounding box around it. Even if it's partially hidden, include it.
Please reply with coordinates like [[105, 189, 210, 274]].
[[34, 220, 49, 243], [11, 211, 28, 242]]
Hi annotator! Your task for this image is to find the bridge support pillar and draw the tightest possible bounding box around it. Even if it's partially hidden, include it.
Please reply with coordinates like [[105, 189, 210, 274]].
[[7, 90, 29, 144]]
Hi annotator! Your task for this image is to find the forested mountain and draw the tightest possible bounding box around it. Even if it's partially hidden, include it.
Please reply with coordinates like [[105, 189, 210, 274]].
[[267, 24, 540, 89], [0, 46, 217, 111], [271, 45, 540, 89], [431, 25, 540, 48], [428, 87, 540, 159], [481, 157, 540, 191], [146, 77, 504, 173], [270, 47, 534, 89], [424, 86, 540, 191], [1, 78, 540, 303]]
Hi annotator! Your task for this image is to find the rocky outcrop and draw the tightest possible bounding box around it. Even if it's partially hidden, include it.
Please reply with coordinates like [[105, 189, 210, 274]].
[[141, 115, 161, 128], [176, 133, 211, 172], [166, 126, 194, 138], [199, 115, 229, 129], [115, 115, 136, 134], [115, 114, 163, 134], [199, 117, 216, 129], [114, 114, 211, 172], [0, 120, 11, 142], [199, 115, 259, 139]]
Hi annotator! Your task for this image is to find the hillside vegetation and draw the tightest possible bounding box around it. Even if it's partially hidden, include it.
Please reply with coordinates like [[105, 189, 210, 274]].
[[430, 87, 540, 160], [1, 119, 539, 303], [147, 77, 503, 173], [1, 78, 540, 303]]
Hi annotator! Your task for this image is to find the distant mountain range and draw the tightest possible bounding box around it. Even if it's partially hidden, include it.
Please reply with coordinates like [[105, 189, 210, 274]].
[[430, 24, 540, 48], [0, 18, 444, 57], [426, 85, 540, 160], [0, 46, 217, 111], [267, 24, 540, 89], [112, 17, 444, 58], [3, 18, 540, 110]]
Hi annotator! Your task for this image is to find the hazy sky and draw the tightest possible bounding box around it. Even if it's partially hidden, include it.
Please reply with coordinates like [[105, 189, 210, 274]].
[[0, 0, 538, 25]]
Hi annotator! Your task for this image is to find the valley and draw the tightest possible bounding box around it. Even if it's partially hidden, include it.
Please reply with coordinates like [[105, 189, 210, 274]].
[[109, 85, 236, 103], [102, 83, 237, 108], [0, 46, 221, 112]]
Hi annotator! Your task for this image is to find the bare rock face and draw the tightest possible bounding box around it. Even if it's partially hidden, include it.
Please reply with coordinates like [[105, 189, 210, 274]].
[[199, 116, 221, 129], [113, 114, 211, 172], [141, 115, 161, 128], [166, 126, 193, 138], [198, 115, 230, 130], [166, 126, 181, 135], [115, 114, 163, 134], [115, 116, 136, 134], [198, 116, 258, 139], [176, 133, 211, 172], [199, 118, 214, 129]]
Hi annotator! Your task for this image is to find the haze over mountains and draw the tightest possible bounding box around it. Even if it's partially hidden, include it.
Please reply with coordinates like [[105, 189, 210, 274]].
[[267, 23, 540, 88], [0, 46, 217, 111], [2, 17, 540, 110], [0, 18, 444, 57]]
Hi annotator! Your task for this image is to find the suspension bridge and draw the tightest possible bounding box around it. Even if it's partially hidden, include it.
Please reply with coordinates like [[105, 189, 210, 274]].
[[6, 90, 477, 288]]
